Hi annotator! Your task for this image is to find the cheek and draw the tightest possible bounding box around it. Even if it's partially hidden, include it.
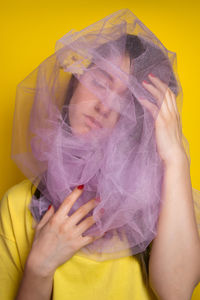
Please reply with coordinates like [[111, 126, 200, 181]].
[[68, 92, 92, 128], [69, 89, 85, 117], [69, 97, 92, 119], [70, 84, 95, 109]]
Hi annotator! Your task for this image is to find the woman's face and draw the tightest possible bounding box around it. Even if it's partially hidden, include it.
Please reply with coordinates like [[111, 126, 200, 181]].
[[68, 55, 131, 135]]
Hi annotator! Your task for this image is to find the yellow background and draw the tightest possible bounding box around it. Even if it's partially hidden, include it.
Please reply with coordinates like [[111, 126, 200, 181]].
[[1, 0, 200, 298]]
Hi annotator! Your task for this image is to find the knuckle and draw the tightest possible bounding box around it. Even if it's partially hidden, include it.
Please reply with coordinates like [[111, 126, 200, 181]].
[[81, 215, 92, 223], [59, 223, 67, 234], [82, 216, 96, 229], [78, 216, 95, 232], [67, 231, 74, 240], [49, 215, 59, 227], [59, 223, 74, 239], [79, 205, 88, 215], [88, 199, 97, 208], [87, 216, 95, 224], [86, 200, 96, 211], [62, 199, 71, 211], [66, 195, 74, 203]]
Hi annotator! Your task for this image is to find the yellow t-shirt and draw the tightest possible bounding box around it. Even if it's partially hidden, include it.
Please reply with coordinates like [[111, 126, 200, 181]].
[[0, 179, 157, 299]]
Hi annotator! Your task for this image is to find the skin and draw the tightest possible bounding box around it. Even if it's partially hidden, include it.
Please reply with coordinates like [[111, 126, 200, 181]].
[[140, 75, 200, 299], [15, 63, 200, 300], [68, 55, 131, 135]]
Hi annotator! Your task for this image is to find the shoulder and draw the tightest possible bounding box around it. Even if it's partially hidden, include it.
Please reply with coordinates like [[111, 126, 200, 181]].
[[2, 179, 34, 200], [0, 179, 35, 240], [0, 179, 34, 216], [0, 180, 36, 291], [1, 179, 34, 209]]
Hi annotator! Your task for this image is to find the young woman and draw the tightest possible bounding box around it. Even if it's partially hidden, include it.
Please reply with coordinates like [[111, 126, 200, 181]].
[[1, 8, 200, 300]]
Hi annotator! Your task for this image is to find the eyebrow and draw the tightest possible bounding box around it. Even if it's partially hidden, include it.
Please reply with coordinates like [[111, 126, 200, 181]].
[[96, 68, 113, 82], [95, 67, 128, 94]]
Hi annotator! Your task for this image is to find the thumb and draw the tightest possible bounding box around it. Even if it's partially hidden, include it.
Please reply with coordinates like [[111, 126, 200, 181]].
[[36, 205, 55, 230]]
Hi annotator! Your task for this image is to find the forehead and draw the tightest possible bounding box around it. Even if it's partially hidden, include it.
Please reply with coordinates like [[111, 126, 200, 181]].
[[89, 55, 130, 92]]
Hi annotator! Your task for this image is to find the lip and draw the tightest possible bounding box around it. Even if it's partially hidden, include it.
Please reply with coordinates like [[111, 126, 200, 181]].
[[84, 114, 103, 129]]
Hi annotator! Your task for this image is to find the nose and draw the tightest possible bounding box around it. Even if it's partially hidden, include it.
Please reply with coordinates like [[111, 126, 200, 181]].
[[94, 98, 112, 118]]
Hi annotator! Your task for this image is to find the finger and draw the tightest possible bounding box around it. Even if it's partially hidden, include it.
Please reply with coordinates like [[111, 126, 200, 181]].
[[163, 88, 177, 116], [69, 198, 98, 227], [158, 88, 179, 120], [120, 228, 129, 243], [137, 97, 158, 120], [36, 205, 55, 230], [75, 215, 96, 236], [32, 218, 38, 230], [56, 185, 84, 219], [75, 207, 104, 236], [167, 88, 179, 116], [80, 231, 105, 247], [116, 228, 126, 243], [142, 80, 163, 107], [148, 73, 168, 95], [147, 74, 179, 115]]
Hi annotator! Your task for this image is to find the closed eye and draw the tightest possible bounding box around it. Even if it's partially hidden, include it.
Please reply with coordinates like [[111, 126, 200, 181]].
[[92, 79, 106, 89]]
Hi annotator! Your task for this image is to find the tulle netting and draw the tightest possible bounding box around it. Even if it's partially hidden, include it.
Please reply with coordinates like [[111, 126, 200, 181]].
[[11, 8, 200, 261]]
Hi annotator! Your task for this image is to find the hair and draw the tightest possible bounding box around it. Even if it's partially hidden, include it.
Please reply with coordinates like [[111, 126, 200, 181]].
[[32, 33, 175, 289]]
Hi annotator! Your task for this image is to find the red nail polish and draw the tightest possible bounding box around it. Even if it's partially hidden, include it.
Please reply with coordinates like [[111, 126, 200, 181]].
[[77, 184, 84, 190], [96, 197, 101, 202], [149, 73, 155, 77], [48, 205, 52, 210], [142, 80, 149, 84], [100, 208, 104, 214]]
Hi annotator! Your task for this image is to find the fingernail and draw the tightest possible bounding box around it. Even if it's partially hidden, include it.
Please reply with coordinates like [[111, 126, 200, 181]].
[[142, 80, 149, 84], [100, 208, 104, 214], [77, 184, 84, 190], [95, 197, 101, 203], [48, 205, 52, 210], [149, 73, 156, 77]]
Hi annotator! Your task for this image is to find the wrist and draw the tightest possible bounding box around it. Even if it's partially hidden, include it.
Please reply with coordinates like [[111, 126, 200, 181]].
[[16, 257, 54, 300], [24, 255, 55, 279], [163, 148, 189, 169]]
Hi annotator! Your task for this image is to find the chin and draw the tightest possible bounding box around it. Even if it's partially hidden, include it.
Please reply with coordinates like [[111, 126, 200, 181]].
[[71, 124, 91, 136]]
